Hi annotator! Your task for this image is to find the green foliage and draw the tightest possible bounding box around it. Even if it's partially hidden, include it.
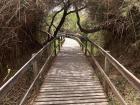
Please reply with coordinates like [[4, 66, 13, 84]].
[[48, 12, 79, 33], [47, 11, 64, 33], [54, 11, 64, 27], [88, 32, 105, 55], [88, 30, 112, 55], [63, 13, 78, 32]]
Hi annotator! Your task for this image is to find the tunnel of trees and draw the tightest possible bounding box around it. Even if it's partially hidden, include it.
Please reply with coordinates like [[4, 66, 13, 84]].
[[0, 0, 140, 104]]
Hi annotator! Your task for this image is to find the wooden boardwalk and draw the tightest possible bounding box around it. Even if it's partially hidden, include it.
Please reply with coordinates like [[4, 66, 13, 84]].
[[33, 38, 108, 105]]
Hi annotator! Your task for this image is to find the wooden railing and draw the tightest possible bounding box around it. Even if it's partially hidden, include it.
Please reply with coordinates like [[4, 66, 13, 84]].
[[59, 33, 140, 105], [0, 36, 64, 105], [0, 33, 140, 105]]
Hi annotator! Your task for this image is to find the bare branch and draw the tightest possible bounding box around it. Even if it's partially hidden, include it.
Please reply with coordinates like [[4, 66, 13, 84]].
[[67, 6, 86, 15], [48, 7, 64, 33], [53, 6, 68, 38], [75, 5, 109, 33]]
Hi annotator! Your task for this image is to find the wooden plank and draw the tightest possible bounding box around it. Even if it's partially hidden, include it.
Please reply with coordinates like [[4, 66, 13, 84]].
[[34, 102, 108, 105], [68, 103, 108, 105], [34, 99, 108, 104], [36, 95, 107, 100], [41, 83, 101, 86], [37, 93, 106, 98], [35, 97, 108, 102], [40, 85, 102, 88], [43, 81, 100, 83], [39, 87, 103, 90], [39, 89, 104, 93], [38, 91, 105, 96]]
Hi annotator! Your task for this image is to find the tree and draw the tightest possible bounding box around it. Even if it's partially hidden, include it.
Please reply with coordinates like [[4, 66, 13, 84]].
[[44, 0, 86, 42]]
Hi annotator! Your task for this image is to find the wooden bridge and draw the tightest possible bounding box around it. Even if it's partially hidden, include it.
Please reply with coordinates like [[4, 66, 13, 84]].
[[0, 34, 140, 105]]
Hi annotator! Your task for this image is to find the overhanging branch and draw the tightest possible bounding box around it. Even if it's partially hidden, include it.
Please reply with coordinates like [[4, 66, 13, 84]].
[[75, 6, 113, 33], [48, 7, 64, 33], [67, 6, 86, 15]]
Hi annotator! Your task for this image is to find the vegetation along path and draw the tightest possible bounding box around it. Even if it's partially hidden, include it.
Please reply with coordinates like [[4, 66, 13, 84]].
[[33, 38, 108, 105]]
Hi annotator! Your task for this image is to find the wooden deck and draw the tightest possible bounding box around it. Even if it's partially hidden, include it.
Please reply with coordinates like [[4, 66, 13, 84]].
[[33, 38, 108, 105]]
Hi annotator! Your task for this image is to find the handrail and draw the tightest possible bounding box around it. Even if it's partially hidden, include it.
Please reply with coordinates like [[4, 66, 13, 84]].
[[1, 33, 140, 105], [0, 39, 52, 95], [59, 33, 140, 105], [20, 36, 64, 105], [86, 37, 140, 91], [63, 33, 140, 90], [0, 36, 64, 102], [19, 45, 59, 105], [76, 38, 127, 105]]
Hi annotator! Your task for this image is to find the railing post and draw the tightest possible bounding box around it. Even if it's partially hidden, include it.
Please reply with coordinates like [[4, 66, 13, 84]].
[[54, 40, 57, 56], [58, 37, 61, 51], [90, 43, 93, 55], [60, 36, 62, 46], [32, 54, 38, 78], [85, 40, 87, 55], [32, 54, 39, 90], [104, 51, 110, 96], [62, 36, 63, 46], [80, 41, 83, 51]]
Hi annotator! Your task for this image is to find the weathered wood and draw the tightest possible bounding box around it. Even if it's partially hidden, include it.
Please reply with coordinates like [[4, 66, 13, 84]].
[[34, 101, 108, 105], [58, 38, 61, 51], [104, 51, 110, 96], [53, 40, 57, 56], [35, 98, 108, 103], [85, 40, 87, 55], [18, 38, 64, 105], [32, 53, 39, 91], [90, 55, 127, 105], [33, 38, 108, 105], [90, 43, 93, 54], [0, 39, 57, 98], [32, 54, 39, 78], [57, 33, 140, 105], [37, 93, 106, 98], [34, 102, 108, 105], [19, 50, 55, 105], [87, 38, 140, 91]]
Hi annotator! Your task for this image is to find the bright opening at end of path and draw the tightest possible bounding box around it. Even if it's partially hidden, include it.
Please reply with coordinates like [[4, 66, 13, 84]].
[[63, 38, 79, 47]]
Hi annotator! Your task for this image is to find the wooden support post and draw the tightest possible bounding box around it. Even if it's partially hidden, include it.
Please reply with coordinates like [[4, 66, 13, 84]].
[[81, 44, 84, 51], [58, 38, 61, 51], [104, 51, 110, 96], [60, 36, 62, 46], [54, 40, 57, 56], [91, 43, 93, 55], [32, 54, 38, 78], [32, 54, 39, 90], [62, 36, 64, 46], [85, 41, 87, 55]]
